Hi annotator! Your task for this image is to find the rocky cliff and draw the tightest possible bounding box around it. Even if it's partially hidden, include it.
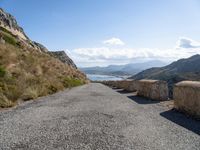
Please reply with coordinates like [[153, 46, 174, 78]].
[[0, 8, 87, 107], [0, 8, 28, 40], [0, 8, 49, 53], [49, 51, 77, 69], [0, 8, 78, 69]]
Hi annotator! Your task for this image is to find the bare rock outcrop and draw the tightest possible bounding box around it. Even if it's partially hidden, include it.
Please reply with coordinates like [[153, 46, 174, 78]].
[[49, 51, 77, 69], [0, 7, 79, 69], [0, 8, 28, 40], [0, 8, 48, 52]]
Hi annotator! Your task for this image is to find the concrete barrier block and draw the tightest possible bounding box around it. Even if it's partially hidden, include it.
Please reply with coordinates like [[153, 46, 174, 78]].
[[174, 81, 200, 118], [117, 80, 132, 89], [137, 79, 168, 101], [124, 80, 139, 92]]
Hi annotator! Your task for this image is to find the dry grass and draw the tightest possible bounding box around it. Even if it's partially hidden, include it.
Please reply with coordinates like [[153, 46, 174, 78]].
[[0, 43, 87, 107]]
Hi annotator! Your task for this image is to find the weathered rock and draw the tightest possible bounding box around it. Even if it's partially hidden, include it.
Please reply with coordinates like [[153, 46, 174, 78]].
[[137, 79, 169, 101], [0, 8, 28, 40], [32, 41, 48, 53], [0, 8, 81, 71], [49, 51, 77, 69], [0, 8, 49, 53], [174, 81, 200, 118]]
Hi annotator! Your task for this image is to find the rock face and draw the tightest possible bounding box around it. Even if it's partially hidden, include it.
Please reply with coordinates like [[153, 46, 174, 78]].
[[0, 8, 28, 40], [49, 51, 77, 69], [0, 8, 81, 70], [0, 8, 79, 68], [0, 8, 87, 107], [174, 81, 200, 118], [32, 41, 48, 53], [0, 8, 47, 52]]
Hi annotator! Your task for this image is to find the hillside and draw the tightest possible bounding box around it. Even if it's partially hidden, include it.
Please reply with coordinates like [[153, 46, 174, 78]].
[[130, 55, 200, 97], [0, 8, 87, 107], [80, 60, 167, 76]]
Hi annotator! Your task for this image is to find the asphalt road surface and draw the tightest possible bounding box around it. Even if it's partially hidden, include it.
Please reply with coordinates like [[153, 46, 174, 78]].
[[0, 83, 200, 150]]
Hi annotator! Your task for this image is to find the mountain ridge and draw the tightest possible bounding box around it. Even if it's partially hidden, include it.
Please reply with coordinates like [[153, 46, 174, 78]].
[[80, 60, 167, 76]]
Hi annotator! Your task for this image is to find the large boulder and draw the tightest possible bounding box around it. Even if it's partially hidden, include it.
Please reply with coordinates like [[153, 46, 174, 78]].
[[174, 81, 200, 118]]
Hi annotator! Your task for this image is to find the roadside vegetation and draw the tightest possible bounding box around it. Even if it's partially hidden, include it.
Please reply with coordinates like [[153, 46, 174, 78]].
[[0, 29, 87, 108]]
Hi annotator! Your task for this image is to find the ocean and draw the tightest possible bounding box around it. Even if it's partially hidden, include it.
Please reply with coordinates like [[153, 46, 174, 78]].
[[87, 74, 124, 81]]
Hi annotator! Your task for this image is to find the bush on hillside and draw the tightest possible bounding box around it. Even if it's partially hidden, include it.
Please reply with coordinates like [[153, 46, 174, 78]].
[[0, 66, 6, 77], [62, 77, 84, 88], [1, 33, 19, 47]]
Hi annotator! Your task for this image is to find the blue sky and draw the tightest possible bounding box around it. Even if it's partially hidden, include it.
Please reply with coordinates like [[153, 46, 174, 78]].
[[1, 0, 200, 67]]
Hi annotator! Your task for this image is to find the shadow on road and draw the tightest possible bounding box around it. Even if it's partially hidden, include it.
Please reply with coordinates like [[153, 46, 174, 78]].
[[127, 95, 160, 104], [115, 89, 131, 94], [114, 88, 200, 135], [115, 89, 160, 104], [112, 87, 121, 90], [160, 109, 200, 135]]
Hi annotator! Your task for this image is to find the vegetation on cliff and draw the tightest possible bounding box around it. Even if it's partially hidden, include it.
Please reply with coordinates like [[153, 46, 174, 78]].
[[0, 42, 86, 107]]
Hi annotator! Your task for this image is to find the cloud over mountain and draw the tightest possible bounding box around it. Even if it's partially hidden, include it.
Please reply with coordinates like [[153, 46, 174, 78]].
[[68, 37, 200, 67], [176, 37, 200, 49]]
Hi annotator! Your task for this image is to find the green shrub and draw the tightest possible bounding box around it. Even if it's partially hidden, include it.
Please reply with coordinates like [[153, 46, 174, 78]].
[[0, 30, 20, 47], [2, 33, 18, 46], [62, 77, 84, 88], [0, 66, 6, 77]]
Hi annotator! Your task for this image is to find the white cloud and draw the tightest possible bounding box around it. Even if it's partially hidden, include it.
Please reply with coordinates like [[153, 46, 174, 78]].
[[103, 37, 125, 46], [67, 37, 200, 67], [176, 37, 200, 49]]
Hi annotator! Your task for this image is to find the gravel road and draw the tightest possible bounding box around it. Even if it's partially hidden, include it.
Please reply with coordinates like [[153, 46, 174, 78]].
[[0, 83, 199, 150]]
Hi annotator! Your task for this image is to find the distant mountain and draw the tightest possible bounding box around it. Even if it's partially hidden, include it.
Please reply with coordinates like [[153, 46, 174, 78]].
[[130, 54, 200, 97], [80, 60, 167, 76]]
